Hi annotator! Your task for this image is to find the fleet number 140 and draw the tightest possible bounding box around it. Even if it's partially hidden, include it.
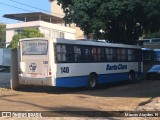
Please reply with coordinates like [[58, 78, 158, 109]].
[[60, 67, 69, 73]]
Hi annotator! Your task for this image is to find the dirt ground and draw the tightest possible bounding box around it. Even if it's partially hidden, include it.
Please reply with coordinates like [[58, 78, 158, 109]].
[[0, 72, 160, 119], [0, 81, 160, 111]]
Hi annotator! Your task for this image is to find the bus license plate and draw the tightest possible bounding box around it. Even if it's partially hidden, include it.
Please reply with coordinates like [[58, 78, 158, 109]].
[[29, 73, 42, 77]]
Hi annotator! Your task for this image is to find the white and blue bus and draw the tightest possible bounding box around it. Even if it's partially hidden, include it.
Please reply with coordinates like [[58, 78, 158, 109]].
[[154, 49, 160, 61], [141, 48, 156, 62], [19, 38, 143, 88]]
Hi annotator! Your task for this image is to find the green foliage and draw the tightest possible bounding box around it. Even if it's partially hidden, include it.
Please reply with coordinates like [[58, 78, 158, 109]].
[[57, 0, 160, 44], [9, 28, 44, 49], [0, 23, 6, 48]]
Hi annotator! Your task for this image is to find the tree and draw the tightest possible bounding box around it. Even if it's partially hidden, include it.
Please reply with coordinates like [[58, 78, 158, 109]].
[[0, 23, 6, 48], [57, 0, 160, 44], [9, 28, 44, 49]]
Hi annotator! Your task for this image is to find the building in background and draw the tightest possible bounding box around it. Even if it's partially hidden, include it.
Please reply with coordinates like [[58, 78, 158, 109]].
[[139, 38, 160, 49], [3, 12, 76, 47], [50, 0, 85, 39]]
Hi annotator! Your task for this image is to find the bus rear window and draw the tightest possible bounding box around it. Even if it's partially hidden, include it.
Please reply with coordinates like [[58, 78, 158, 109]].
[[21, 40, 48, 55]]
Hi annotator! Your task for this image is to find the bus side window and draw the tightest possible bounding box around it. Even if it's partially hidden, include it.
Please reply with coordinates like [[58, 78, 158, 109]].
[[74, 46, 82, 62], [97, 48, 101, 61], [135, 50, 142, 62], [111, 48, 117, 61], [56, 44, 66, 62], [83, 47, 91, 62], [92, 47, 98, 62], [117, 48, 127, 61], [66, 45, 74, 62], [128, 49, 134, 61], [105, 48, 110, 61], [100, 48, 105, 62], [105, 48, 116, 61]]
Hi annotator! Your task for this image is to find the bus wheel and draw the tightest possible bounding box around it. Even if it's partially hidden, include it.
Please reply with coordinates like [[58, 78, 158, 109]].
[[129, 71, 136, 81], [88, 74, 97, 89]]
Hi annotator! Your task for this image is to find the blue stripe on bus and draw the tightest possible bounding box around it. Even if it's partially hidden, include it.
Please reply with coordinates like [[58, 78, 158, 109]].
[[55, 76, 88, 87], [55, 72, 142, 87]]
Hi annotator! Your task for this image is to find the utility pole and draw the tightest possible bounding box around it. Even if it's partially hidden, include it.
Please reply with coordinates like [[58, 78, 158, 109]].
[[10, 49, 19, 90]]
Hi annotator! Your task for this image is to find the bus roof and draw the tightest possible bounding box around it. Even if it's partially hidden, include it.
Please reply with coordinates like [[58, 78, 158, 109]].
[[141, 48, 153, 51], [154, 49, 160, 51], [56, 38, 141, 49], [20, 37, 141, 49]]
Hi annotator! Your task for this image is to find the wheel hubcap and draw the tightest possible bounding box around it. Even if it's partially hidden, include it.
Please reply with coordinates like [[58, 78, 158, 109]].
[[90, 78, 96, 88]]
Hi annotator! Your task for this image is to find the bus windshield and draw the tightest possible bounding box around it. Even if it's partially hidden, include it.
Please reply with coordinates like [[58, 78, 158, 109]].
[[21, 40, 48, 55]]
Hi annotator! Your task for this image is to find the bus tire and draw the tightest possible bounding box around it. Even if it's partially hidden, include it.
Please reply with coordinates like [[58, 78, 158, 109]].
[[129, 71, 136, 81], [88, 74, 97, 89]]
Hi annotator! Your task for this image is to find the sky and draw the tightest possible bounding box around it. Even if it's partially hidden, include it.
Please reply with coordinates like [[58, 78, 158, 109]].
[[0, 0, 51, 24]]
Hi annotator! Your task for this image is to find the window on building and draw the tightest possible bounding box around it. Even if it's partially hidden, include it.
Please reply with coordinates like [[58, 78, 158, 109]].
[[14, 29, 23, 35], [52, 30, 65, 38], [60, 32, 64, 38]]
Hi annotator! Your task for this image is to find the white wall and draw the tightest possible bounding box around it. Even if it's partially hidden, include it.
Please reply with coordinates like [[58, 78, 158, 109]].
[[50, 0, 64, 18], [50, 0, 85, 39], [6, 29, 14, 46], [6, 21, 76, 47]]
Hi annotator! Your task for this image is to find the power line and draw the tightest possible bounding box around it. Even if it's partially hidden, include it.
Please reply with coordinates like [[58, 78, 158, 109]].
[[8, 0, 51, 14], [7, 0, 64, 17], [0, 1, 33, 12], [0, 1, 64, 24], [0, 1, 34, 24]]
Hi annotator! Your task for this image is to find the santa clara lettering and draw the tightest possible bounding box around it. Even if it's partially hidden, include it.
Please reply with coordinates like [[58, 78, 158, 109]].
[[106, 64, 127, 70]]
